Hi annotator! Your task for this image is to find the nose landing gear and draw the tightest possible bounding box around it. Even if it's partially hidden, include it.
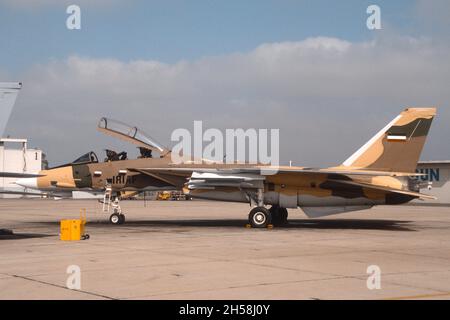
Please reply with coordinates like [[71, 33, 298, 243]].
[[109, 212, 125, 225], [102, 185, 126, 225], [108, 198, 126, 225]]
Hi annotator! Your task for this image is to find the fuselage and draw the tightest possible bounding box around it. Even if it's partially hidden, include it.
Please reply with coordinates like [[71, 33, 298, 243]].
[[15, 156, 415, 208]]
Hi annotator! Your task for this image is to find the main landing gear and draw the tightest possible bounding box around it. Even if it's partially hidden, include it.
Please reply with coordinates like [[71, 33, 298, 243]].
[[246, 187, 288, 228], [248, 205, 288, 228]]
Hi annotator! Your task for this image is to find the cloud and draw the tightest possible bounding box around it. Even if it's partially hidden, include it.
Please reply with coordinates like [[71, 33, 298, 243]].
[[415, 0, 450, 29], [5, 36, 450, 167]]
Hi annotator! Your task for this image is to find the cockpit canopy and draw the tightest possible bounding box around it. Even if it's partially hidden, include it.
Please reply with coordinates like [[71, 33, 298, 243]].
[[49, 151, 98, 169], [72, 151, 98, 164], [97, 117, 170, 157]]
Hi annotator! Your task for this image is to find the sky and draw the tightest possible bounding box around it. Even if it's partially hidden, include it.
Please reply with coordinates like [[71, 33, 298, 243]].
[[1, 0, 449, 167]]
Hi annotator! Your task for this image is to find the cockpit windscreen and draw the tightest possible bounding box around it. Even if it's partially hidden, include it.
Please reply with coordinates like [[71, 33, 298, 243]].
[[72, 151, 98, 164]]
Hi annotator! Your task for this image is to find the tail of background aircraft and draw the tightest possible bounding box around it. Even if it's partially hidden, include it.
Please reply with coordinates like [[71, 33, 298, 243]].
[[341, 107, 436, 173], [0, 82, 22, 137]]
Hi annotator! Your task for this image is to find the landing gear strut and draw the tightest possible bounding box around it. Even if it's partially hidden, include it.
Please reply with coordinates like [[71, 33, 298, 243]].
[[247, 187, 273, 228]]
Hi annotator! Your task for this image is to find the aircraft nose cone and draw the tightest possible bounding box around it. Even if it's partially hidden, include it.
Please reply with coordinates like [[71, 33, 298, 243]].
[[15, 177, 38, 189]]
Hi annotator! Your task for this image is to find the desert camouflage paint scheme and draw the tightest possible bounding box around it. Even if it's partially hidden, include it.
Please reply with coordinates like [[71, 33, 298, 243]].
[[17, 108, 436, 220], [131, 108, 436, 218]]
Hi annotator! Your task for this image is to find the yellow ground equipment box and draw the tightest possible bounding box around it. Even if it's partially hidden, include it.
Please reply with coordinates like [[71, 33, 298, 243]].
[[157, 191, 171, 200], [60, 209, 90, 241]]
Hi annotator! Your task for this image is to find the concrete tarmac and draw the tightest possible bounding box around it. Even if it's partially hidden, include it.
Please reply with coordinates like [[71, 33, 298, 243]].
[[1, 199, 450, 300]]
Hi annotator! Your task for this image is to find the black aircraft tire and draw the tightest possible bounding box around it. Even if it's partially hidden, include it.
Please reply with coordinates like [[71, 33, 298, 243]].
[[249, 207, 271, 228], [270, 207, 281, 226], [280, 208, 288, 224], [119, 214, 126, 225], [110, 213, 121, 225], [270, 205, 288, 226]]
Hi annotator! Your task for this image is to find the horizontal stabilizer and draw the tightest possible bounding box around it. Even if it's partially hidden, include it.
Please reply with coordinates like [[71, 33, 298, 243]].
[[301, 206, 372, 218], [328, 179, 437, 200]]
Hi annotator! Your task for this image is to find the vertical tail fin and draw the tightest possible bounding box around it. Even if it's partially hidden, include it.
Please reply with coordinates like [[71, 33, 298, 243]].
[[342, 108, 436, 172], [0, 82, 22, 137]]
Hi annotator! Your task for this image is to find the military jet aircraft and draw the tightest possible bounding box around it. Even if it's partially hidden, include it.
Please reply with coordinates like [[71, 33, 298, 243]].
[[16, 108, 436, 227], [118, 107, 437, 227]]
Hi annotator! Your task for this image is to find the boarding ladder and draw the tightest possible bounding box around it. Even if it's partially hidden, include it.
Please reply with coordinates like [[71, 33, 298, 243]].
[[102, 184, 113, 213]]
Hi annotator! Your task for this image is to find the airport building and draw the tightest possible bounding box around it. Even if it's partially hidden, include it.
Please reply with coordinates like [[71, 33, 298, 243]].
[[0, 138, 43, 198], [415, 161, 450, 205]]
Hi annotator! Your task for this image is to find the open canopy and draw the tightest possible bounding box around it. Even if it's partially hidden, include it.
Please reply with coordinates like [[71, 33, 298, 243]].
[[97, 118, 170, 156]]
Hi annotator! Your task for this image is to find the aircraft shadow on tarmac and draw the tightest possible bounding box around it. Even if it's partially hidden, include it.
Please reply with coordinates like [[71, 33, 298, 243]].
[[0, 229, 54, 240], [34, 218, 417, 232]]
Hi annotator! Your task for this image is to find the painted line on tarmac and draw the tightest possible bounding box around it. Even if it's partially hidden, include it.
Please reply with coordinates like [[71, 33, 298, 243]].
[[384, 292, 450, 300], [7, 273, 117, 300]]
